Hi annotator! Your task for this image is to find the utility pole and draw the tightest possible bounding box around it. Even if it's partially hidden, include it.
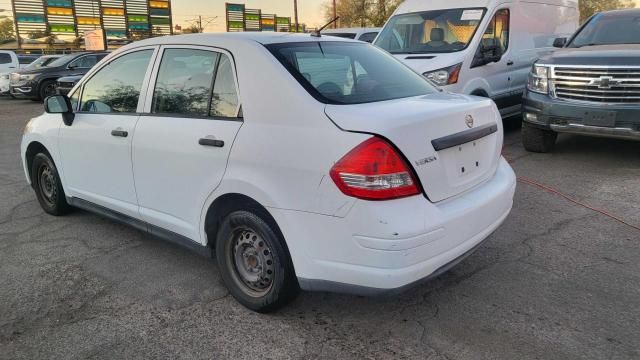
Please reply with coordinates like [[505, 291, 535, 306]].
[[333, 0, 337, 28], [198, 15, 203, 32], [293, 0, 299, 32]]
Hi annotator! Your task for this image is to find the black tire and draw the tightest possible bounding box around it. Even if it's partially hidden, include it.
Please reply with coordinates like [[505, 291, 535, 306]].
[[522, 122, 557, 153], [31, 153, 71, 216], [216, 210, 299, 312], [38, 80, 57, 101]]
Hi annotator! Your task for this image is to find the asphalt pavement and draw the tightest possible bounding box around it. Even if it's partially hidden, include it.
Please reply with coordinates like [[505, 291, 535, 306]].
[[1, 97, 639, 359]]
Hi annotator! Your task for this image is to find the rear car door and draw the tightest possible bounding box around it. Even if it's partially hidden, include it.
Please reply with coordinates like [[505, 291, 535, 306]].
[[58, 47, 157, 218], [132, 46, 242, 241]]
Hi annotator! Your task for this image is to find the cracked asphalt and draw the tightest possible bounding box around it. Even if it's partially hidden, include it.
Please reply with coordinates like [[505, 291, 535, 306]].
[[1, 97, 639, 359]]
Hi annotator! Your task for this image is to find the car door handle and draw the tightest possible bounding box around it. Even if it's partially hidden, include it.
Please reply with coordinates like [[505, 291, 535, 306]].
[[111, 129, 128, 137], [506, 60, 514, 66], [198, 138, 224, 147]]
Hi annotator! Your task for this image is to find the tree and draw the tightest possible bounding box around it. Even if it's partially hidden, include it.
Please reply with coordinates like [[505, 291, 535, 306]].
[[323, 0, 401, 28], [0, 18, 15, 42], [182, 24, 203, 34], [579, 0, 635, 22]]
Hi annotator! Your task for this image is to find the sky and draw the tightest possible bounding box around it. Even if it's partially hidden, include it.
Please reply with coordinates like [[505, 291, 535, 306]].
[[171, 0, 327, 32]]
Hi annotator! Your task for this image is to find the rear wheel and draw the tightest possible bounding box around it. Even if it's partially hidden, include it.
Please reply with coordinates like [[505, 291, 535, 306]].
[[31, 153, 71, 215], [522, 122, 557, 153], [216, 210, 299, 312]]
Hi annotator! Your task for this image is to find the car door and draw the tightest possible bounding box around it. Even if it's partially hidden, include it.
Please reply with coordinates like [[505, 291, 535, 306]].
[[133, 46, 242, 241], [468, 8, 513, 107], [58, 47, 158, 219]]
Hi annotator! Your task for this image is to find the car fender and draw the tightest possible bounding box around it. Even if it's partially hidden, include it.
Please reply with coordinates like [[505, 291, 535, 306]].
[[21, 113, 65, 186]]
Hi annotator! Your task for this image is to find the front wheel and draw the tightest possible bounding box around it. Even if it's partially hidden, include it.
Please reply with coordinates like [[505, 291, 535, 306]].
[[31, 153, 71, 215], [216, 210, 299, 312], [522, 122, 557, 153], [38, 80, 57, 101]]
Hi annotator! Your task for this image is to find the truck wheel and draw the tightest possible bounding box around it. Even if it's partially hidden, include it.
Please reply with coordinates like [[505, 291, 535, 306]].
[[216, 210, 299, 312], [31, 153, 71, 215], [522, 122, 557, 153]]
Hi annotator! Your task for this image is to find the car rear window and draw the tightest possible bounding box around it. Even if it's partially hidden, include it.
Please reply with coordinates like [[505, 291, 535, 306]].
[[266, 41, 436, 105]]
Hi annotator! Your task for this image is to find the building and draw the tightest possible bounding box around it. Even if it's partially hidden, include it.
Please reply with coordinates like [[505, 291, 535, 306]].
[[11, 0, 172, 48]]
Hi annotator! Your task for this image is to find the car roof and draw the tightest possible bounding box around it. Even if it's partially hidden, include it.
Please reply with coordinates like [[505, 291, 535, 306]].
[[127, 32, 360, 48]]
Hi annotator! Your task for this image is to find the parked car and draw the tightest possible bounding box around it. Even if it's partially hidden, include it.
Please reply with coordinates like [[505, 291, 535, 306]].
[[10, 52, 108, 101], [322, 27, 381, 43], [21, 33, 516, 312], [374, 0, 579, 118], [522, 9, 640, 152], [56, 74, 83, 96]]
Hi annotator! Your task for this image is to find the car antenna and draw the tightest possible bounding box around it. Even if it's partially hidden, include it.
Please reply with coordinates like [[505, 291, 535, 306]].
[[311, 17, 340, 38]]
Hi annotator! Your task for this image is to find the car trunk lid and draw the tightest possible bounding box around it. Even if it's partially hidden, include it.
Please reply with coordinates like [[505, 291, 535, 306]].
[[325, 93, 503, 202]]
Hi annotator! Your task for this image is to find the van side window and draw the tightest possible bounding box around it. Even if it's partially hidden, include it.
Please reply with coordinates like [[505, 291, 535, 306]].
[[80, 50, 153, 113], [0, 53, 11, 64], [483, 9, 510, 55], [210, 54, 239, 118], [152, 48, 218, 117]]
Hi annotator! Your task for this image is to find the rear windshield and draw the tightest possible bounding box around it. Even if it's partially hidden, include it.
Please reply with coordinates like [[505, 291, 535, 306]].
[[266, 42, 436, 105], [568, 11, 640, 47]]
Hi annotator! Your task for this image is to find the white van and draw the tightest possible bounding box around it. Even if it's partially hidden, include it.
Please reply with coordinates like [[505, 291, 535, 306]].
[[374, 0, 578, 117]]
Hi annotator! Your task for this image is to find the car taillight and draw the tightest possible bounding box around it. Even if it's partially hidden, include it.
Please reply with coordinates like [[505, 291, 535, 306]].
[[330, 137, 420, 200]]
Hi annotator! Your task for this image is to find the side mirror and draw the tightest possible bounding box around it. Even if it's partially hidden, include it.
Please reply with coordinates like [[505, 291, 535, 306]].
[[473, 38, 502, 67], [553, 37, 567, 48], [45, 95, 75, 126]]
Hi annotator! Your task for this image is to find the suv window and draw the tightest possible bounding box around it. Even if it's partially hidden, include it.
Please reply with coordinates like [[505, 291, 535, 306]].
[[152, 48, 219, 117], [0, 53, 11, 64], [482, 9, 510, 55], [79, 50, 153, 113], [211, 54, 239, 117], [69, 54, 101, 69]]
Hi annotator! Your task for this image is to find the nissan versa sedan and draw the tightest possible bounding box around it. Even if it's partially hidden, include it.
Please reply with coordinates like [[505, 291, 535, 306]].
[[21, 33, 516, 312]]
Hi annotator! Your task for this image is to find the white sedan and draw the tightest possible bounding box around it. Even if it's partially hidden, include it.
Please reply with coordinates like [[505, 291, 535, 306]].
[[21, 33, 516, 312]]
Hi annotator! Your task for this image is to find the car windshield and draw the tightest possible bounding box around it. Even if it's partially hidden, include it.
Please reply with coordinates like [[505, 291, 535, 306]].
[[46, 54, 77, 68], [569, 11, 640, 47], [25, 56, 58, 69], [374, 8, 486, 54], [266, 41, 437, 105]]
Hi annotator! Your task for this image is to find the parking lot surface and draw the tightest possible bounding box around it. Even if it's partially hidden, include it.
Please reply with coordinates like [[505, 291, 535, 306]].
[[1, 97, 639, 359]]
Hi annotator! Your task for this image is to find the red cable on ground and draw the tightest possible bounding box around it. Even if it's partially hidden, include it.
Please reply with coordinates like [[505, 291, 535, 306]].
[[501, 150, 640, 232], [516, 176, 640, 232]]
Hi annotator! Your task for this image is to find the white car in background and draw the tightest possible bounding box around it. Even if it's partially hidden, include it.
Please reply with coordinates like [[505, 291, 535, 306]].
[[322, 27, 381, 43], [21, 33, 515, 312]]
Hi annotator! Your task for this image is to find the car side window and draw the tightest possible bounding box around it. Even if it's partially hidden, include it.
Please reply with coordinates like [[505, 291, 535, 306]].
[[482, 9, 510, 55], [79, 50, 153, 113], [210, 54, 239, 118], [358, 32, 378, 43], [0, 53, 11, 64], [152, 48, 218, 117], [69, 55, 98, 69]]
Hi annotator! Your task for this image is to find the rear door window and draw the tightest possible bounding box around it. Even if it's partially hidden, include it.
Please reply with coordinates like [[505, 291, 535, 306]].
[[152, 48, 218, 117]]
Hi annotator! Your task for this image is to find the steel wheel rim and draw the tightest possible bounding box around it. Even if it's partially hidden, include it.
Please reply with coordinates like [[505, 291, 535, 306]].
[[38, 163, 56, 206], [229, 227, 275, 296]]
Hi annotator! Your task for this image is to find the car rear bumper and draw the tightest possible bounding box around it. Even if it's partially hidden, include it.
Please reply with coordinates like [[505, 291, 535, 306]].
[[270, 158, 516, 295], [522, 89, 640, 141]]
